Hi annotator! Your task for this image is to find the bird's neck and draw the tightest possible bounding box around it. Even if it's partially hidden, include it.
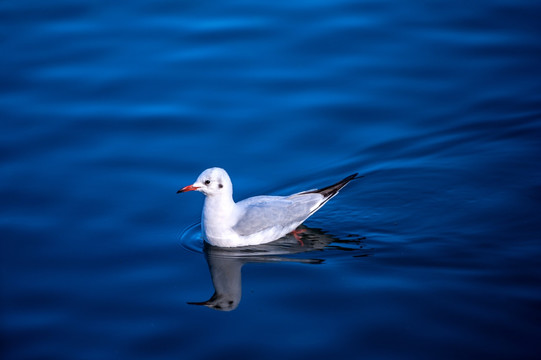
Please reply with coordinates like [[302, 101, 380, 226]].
[[202, 193, 237, 234]]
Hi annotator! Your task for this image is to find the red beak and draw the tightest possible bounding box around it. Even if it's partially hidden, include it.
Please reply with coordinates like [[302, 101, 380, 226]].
[[177, 184, 200, 193]]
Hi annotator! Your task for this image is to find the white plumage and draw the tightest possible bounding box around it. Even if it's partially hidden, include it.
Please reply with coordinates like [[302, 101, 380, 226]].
[[178, 167, 358, 247]]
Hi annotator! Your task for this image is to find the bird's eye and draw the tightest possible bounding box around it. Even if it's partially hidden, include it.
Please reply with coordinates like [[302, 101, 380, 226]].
[[204, 180, 211, 185], [218, 184, 223, 189]]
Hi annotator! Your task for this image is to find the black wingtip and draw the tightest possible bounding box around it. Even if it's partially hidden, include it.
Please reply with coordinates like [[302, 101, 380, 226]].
[[345, 173, 361, 181], [303, 172, 362, 199], [336, 172, 363, 185]]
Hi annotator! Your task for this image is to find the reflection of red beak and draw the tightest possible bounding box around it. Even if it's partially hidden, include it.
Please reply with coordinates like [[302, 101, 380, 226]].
[[187, 300, 211, 306], [177, 185, 200, 193]]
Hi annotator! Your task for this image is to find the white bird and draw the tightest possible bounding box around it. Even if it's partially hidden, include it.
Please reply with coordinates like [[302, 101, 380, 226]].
[[177, 167, 358, 248]]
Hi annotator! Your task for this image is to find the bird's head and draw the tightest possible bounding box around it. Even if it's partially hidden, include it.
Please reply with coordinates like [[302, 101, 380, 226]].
[[177, 167, 233, 197]]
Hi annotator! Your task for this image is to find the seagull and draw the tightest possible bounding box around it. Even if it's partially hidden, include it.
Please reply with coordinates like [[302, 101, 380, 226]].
[[177, 167, 359, 247]]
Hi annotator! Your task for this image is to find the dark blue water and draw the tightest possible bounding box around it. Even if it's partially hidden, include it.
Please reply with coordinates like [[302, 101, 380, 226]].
[[2, 1, 541, 359]]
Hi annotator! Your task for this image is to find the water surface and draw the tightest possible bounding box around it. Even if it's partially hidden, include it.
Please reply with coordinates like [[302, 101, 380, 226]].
[[2, 1, 541, 359]]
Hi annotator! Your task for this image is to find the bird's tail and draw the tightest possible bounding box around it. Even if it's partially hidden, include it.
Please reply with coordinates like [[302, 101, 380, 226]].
[[299, 173, 361, 215]]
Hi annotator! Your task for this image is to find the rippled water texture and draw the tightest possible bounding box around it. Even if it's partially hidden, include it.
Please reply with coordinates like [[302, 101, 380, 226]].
[[2, 1, 541, 359]]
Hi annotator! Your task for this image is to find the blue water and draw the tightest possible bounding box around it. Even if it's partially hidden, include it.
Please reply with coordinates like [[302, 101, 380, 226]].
[[2, 0, 541, 359]]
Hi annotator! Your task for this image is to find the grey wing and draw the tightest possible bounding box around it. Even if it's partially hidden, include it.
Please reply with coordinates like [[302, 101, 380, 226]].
[[232, 194, 323, 236]]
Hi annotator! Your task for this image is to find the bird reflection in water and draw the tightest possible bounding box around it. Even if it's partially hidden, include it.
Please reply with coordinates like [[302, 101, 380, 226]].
[[188, 226, 367, 311]]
